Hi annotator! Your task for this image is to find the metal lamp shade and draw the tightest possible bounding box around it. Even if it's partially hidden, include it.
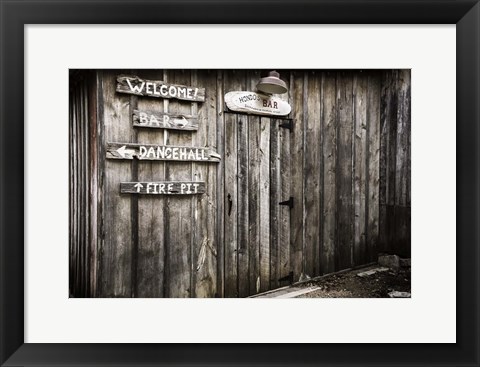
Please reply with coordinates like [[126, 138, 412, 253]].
[[256, 71, 288, 95]]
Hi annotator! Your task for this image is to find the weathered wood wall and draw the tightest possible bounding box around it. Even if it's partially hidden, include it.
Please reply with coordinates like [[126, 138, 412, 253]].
[[69, 69, 411, 298], [379, 70, 411, 257]]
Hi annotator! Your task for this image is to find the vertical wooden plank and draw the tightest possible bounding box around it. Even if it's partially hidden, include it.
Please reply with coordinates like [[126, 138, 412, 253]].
[[237, 112, 249, 297], [278, 72, 292, 283], [216, 70, 225, 297], [336, 71, 354, 271], [304, 72, 322, 277], [379, 70, 401, 255], [78, 83, 85, 295], [394, 69, 411, 256], [353, 72, 368, 266], [224, 110, 238, 297], [71, 86, 79, 295], [269, 117, 280, 289], [69, 85, 74, 296], [259, 117, 271, 292], [248, 114, 260, 295], [247, 71, 261, 295], [164, 70, 193, 298], [223, 70, 244, 297], [101, 70, 133, 297], [366, 72, 381, 263], [135, 69, 165, 298], [82, 80, 91, 296], [395, 70, 410, 208], [320, 71, 336, 275], [192, 70, 217, 298], [88, 72, 99, 297], [290, 71, 305, 281], [95, 71, 105, 297]]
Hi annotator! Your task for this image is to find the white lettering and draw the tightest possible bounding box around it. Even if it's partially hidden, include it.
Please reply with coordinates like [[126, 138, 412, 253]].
[[157, 146, 165, 159], [193, 183, 199, 193], [139, 146, 147, 158], [150, 114, 159, 126], [139, 112, 148, 124], [147, 147, 156, 159], [178, 87, 187, 98], [160, 85, 168, 96], [168, 86, 177, 97], [172, 148, 179, 160], [163, 115, 171, 126], [145, 82, 153, 94], [126, 79, 145, 93]]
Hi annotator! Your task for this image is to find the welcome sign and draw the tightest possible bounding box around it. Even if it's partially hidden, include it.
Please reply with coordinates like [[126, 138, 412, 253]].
[[117, 75, 206, 102]]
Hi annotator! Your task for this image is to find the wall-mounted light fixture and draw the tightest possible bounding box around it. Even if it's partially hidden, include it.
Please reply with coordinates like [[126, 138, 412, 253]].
[[256, 70, 288, 95]]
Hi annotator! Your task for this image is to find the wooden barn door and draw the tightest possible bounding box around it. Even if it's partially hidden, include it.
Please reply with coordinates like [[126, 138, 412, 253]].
[[223, 113, 292, 297]]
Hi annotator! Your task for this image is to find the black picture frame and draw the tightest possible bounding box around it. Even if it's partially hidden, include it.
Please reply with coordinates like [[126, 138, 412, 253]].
[[1, 1, 478, 366]]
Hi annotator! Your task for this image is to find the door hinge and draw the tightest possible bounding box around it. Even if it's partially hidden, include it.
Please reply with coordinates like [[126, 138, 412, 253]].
[[279, 119, 293, 130], [279, 196, 294, 208]]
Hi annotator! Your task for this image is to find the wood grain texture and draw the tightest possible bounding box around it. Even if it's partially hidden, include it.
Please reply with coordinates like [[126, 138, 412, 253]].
[[223, 70, 244, 297], [248, 115, 261, 295], [353, 73, 368, 266], [290, 71, 305, 281], [164, 70, 194, 298], [320, 71, 336, 275], [259, 117, 271, 293], [70, 69, 409, 298], [304, 72, 321, 277], [101, 70, 133, 297], [237, 113, 250, 297], [269, 118, 280, 289], [366, 72, 381, 263], [192, 70, 218, 298], [215, 70, 225, 297], [337, 71, 354, 270], [134, 70, 165, 298]]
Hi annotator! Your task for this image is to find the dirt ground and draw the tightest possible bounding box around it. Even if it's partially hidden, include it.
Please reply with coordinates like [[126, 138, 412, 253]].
[[297, 264, 411, 298]]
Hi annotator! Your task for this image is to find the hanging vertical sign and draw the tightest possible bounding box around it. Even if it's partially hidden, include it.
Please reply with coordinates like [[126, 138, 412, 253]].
[[116, 75, 206, 102]]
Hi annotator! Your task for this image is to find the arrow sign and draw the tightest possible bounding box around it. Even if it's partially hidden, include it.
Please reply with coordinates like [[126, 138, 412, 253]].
[[106, 142, 221, 163], [133, 183, 144, 193], [132, 109, 199, 131], [116, 145, 136, 159], [121, 182, 206, 195]]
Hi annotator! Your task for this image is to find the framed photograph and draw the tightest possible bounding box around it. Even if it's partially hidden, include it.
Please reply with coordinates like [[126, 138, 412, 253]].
[[1, 1, 478, 366]]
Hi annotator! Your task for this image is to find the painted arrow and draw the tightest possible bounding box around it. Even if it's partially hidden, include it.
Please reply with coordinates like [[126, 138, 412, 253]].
[[116, 145, 136, 158], [172, 116, 188, 128], [133, 183, 144, 193]]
